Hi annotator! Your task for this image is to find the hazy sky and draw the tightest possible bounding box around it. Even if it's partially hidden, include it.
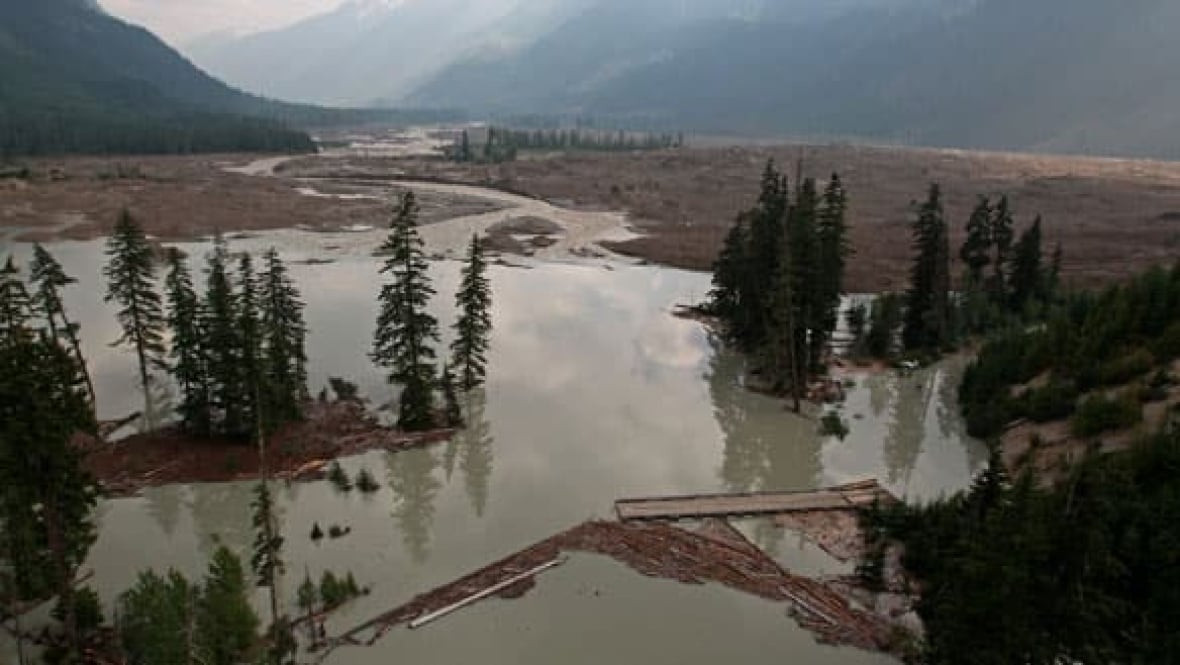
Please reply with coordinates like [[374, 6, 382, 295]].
[[100, 0, 354, 44]]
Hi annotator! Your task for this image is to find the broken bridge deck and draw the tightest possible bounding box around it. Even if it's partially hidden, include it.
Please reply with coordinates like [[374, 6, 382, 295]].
[[615, 479, 893, 522]]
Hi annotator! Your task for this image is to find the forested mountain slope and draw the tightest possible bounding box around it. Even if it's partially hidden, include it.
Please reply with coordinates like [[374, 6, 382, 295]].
[[410, 0, 1180, 158]]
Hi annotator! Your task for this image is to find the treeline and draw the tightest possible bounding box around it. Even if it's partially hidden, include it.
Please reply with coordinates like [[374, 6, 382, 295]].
[[0, 108, 315, 158], [706, 161, 851, 407], [447, 126, 682, 163], [864, 427, 1180, 663], [961, 261, 1180, 438]]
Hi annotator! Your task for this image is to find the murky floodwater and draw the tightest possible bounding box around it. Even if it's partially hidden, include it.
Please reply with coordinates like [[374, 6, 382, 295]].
[[1, 227, 982, 664]]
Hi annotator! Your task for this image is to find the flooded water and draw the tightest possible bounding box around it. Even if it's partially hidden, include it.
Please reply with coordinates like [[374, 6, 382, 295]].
[[1, 228, 983, 665]]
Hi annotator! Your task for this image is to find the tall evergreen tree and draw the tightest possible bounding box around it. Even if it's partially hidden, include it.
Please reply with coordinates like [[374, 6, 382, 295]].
[[237, 253, 264, 439], [451, 234, 492, 391], [816, 173, 851, 359], [104, 210, 166, 423], [989, 195, 1015, 300], [0, 332, 98, 658], [903, 184, 952, 350], [788, 177, 819, 370], [251, 480, 283, 646], [961, 196, 993, 285], [0, 256, 33, 346], [260, 248, 308, 431], [164, 248, 211, 436], [196, 547, 260, 665], [708, 215, 749, 323], [203, 234, 243, 438], [1009, 215, 1045, 312], [30, 244, 96, 409], [372, 192, 440, 431]]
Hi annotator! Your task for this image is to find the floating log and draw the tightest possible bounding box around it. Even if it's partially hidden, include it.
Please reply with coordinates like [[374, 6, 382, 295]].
[[615, 479, 895, 522], [407, 557, 567, 629]]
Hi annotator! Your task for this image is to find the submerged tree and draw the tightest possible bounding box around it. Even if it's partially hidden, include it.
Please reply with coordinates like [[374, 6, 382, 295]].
[[451, 234, 492, 391], [30, 243, 95, 409], [104, 210, 166, 422], [372, 191, 440, 431], [165, 248, 211, 435], [441, 363, 464, 427], [251, 479, 284, 659]]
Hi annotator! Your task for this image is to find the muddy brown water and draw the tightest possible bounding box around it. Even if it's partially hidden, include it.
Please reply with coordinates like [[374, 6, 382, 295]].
[[1, 226, 982, 664]]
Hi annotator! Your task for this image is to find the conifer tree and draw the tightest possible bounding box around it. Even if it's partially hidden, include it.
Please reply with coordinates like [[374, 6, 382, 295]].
[[989, 195, 1015, 300], [30, 244, 95, 409], [451, 234, 492, 391], [0, 256, 33, 346], [816, 173, 851, 360], [164, 248, 211, 435], [196, 547, 259, 665], [261, 248, 308, 430], [203, 234, 243, 438], [0, 331, 98, 658], [251, 480, 283, 643], [708, 215, 749, 323], [372, 192, 440, 431], [1009, 216, 1045, 312], [237, 254, 265, 439], [789, 177, 820, 370], [960, 196, 993, 285], [903, 184, 951, 350], [104, 210, 166, 425]]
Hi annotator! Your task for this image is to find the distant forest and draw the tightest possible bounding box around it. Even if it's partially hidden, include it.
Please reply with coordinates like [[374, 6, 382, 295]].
[[0, 0, 462, 157]]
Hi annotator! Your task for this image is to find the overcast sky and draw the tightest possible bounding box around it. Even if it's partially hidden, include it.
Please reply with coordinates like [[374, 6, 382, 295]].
[[100, 0, 354, 45]]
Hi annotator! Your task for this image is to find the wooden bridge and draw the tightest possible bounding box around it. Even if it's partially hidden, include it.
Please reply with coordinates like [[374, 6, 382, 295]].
[[615, 479, 894, 522]]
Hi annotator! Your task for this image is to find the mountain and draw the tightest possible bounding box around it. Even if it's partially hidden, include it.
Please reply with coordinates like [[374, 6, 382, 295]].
[[184, 0, 560, 108], [408, 0, 1180, 159], [0, 0, 318, 156]]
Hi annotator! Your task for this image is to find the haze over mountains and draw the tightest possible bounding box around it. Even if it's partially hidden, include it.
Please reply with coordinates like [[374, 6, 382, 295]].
[[185, 0, 1180, 158]]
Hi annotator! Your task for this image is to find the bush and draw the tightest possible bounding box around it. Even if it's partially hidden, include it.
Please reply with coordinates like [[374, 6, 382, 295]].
[[1154, 322, 1180, 361], [819, 411, 850, 440], [1098, 348, 1155, 386], [1023, 380, 1079, 422], [1072, 393, 1142, 437]]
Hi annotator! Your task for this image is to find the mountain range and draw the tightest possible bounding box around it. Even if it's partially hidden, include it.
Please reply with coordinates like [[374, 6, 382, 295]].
[[186, 0, 1180, 158]]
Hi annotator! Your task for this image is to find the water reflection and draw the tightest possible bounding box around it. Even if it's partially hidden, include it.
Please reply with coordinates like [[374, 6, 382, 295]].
[[189, 480, 254, 558], [385, 449, 442, 564], [143, 485, 186, 537], [458, 393, 494, 518], [708, 335, 822, 495]]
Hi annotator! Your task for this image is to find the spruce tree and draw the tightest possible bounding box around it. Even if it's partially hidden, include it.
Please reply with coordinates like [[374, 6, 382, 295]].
[[451, 234, 492, 391], [30, 244, 96, 409], [788, 177, 819, 370], [0, 332, 98, 658], [196, 546, 260, 665], [164, 248, 211, 435], [372, 192, 440, 431], [960, 197, 993, 285], [708, 215, 749, 323], [0, 256, 33, 346], [104, 210, 166, 424], [237, 253, 265, 437], [903, 184, 951, 351], [816, 173, 851, 360], [261, 248, 308, 431], [251, 480, 283, 641], [989, 195, 1015, 301], [1009, 216, 1045, 312], [203, 234, 243, 438]]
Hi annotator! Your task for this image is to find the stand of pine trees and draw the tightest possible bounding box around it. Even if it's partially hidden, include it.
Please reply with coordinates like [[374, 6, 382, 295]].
[[373, 196, 493, 431], [449, 127, 683, 163], [707, 160, 851, 406]]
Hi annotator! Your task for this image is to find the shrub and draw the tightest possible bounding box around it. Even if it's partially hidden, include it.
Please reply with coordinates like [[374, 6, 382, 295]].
[[1072, 393, 1142, 437], [1098, 348, 1155, 386], [819, 411, 850, 440]]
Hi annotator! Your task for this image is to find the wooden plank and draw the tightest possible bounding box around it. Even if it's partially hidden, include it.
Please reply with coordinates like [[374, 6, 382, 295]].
[[615, 480, 892, 522], [407, 557, 567, 629]]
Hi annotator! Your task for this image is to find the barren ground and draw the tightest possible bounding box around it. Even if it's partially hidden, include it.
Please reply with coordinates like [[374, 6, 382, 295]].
[[5, 144, 1180, 290]]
